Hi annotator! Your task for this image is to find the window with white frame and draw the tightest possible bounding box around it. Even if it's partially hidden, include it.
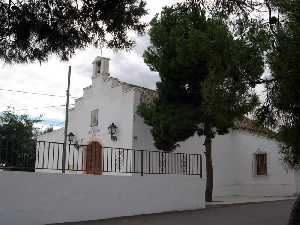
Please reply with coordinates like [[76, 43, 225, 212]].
[[254, 153, 267, 176], [90, 109, 99, 127]]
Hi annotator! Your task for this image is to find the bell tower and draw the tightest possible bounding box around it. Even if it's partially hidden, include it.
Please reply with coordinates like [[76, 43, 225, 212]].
[[92, 56, 110, 78]]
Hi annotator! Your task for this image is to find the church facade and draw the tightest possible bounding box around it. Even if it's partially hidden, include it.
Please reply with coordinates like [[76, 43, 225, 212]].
[[37, 56, 298, 198]]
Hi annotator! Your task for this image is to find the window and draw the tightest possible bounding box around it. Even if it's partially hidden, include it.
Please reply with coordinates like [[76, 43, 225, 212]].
[[96, 61, 101, 73], [90, 109, 99, 127], [254, 153, 267, 176]]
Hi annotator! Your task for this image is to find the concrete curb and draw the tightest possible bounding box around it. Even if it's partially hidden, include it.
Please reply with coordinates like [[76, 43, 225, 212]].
[[206, 197, 296, 209]]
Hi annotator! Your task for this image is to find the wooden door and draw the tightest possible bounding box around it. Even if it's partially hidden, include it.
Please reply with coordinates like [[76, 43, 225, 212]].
[[86, 142, 102, 175]]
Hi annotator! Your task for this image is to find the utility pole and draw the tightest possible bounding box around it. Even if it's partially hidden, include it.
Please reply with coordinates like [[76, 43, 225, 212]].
[[62, 66, 71, 174]]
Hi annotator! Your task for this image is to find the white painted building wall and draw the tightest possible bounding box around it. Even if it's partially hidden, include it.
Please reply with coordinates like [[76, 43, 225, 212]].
[[37, 56, 297, 198], [38, 128, 64, 142], [294, 170, 300, 194], [156, 131, 295, 197], [37, 57, 139, 174], [35, 141, 85, 174], [0, 171, 205, 225], [38, 57, 136, 150], [68, 59, 136, 149], [133, 101, 297, 197], [132, 91, 156, 151], [211, 131, 296, 197]]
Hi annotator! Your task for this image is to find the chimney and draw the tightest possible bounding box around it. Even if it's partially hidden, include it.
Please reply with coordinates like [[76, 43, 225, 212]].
[[92, 56, 110, 78]]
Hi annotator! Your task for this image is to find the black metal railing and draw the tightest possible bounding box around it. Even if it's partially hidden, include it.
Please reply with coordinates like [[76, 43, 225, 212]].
[[1, 140, 202, 177]]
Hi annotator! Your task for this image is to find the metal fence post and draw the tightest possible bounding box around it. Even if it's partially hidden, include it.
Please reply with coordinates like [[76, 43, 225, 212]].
[[141, 150, 144, 176], [200, 154, 202, 178]]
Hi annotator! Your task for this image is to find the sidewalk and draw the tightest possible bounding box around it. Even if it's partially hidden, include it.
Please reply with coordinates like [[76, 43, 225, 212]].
[[206, 195, 296, 207]]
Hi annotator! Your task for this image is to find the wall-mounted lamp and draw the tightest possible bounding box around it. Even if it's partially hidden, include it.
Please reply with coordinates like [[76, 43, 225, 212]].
[[67, 132, 80, 149], [67, 132, 75, 144], [108, 123, 118, 141]]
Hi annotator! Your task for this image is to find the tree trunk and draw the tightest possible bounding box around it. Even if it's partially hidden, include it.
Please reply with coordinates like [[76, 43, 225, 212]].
[[288, 194, 300, 225], [204, 136, 213, 202]]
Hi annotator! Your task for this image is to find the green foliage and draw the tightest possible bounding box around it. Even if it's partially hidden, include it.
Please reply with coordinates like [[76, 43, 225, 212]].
[[0, 0, 147, 63], [259, 0, 300, 168], [139, 102, 201, 150], [0, 110, 40, 171], [188, 0, 300, 217], [139, 3, 264, 151], [219, 0, 300, 170]]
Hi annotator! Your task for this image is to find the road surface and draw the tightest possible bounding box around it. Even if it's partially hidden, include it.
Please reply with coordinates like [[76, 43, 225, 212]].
[[52, 200, 294, 225]]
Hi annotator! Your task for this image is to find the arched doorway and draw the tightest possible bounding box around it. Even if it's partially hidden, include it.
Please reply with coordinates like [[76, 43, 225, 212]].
[[86, 141, 102, 175]]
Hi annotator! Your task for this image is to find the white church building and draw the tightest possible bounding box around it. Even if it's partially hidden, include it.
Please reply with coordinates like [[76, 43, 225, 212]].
[[37, 56, 298, 198]]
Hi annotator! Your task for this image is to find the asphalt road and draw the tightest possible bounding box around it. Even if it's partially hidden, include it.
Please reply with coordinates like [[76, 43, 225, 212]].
[[52, 200, 295, 225]]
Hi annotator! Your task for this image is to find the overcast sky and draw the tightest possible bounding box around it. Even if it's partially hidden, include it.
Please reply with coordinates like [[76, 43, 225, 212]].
[[0, 0, 182, 129]]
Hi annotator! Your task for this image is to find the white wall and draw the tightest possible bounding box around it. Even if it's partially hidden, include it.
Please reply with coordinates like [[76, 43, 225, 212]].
[[132, 91, 156, 151], [35, 142, 84, 173], [0, 171, 205, 225], [68, 74, 136, 149], [37, 57, 139, 174], [132, 106, 297, 198], [38, 128, 64, 143], [213, 131, 296, 197], [38, 57, 137, 150], [210, 133, 238, 196], [37, 56, 296, 198], [294, 170, 300, 194]]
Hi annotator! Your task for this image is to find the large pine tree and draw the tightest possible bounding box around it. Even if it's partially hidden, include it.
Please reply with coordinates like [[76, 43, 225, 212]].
[[258, 1, 300, 223], [138, 2, 265, 202]]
